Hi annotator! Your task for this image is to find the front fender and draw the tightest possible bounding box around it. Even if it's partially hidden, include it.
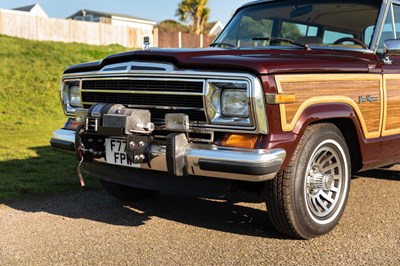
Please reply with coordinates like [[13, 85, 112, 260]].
[[292, 103, 362, 136], [267, 102, 375, 171]]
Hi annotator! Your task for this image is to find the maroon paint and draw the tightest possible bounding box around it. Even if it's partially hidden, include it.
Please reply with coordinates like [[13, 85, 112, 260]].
[[65, 48, 377, 75], [64, 36, 398, 172]]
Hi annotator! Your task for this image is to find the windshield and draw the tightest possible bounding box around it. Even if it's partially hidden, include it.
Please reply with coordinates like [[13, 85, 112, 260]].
[[214, 0, 380, 50]]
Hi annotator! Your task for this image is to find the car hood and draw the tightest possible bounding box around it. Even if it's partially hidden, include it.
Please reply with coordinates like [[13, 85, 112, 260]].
[[64, 48, 378, 75]]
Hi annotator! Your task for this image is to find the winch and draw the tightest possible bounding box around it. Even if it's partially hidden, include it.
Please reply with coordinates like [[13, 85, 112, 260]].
[[76, 103, 192, 178], [76, 103, 155, 164]]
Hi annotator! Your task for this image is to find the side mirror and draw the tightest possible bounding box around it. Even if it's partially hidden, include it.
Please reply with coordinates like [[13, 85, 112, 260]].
[[384, 39, 400, 56]]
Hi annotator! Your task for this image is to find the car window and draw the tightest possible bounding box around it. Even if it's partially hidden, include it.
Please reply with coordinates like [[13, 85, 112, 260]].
[[323, 30, 353, 44], [365, 26, 375, 47], [214, 0, 380, 50], [218, 16, 273, 47], [281, 21, 319, 41]]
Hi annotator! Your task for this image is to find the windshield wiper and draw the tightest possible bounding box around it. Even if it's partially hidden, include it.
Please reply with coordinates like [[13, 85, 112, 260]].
[[252, 37, 310, 50], [209, 42, 237, 48]]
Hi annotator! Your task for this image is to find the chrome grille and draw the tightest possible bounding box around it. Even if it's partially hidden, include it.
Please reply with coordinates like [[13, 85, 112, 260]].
[[82, 80, 203, 92], [81, 78, 206, 123]]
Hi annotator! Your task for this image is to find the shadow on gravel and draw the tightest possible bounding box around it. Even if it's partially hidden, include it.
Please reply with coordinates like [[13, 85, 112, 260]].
[[5, 189, 285, 239], [355, 164, 400, 181], [125, 192, 284, 239]]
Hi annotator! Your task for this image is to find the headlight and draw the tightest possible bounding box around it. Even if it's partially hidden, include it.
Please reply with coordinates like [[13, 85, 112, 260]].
[[221, 89, 249, 117], [206, 81, 251, 126], [69, 84, 81, 107], [61, 80, 82, 115]]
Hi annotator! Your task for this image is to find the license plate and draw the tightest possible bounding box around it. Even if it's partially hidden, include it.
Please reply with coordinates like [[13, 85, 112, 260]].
[[105, 138, 140, 168]]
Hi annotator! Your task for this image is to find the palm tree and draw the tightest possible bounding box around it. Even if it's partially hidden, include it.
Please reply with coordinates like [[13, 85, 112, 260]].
[[176, 0, 210, 35]]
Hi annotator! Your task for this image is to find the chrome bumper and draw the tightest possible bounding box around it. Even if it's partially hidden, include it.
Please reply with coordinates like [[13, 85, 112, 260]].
[[50, 128, 76, 153], [50, 129, 285, 182]]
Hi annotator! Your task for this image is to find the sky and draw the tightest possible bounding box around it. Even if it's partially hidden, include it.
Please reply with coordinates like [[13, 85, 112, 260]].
[[0, 0, 251, 25]]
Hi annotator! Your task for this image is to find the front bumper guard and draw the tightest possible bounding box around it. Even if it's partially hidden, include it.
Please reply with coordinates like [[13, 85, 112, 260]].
[[50, 128, 76, 154], [50, 129, 285, 182]]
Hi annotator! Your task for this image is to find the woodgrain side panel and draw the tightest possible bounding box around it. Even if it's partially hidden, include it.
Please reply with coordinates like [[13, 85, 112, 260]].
[[383, 75, 400, 135], [275, 74, 383, 139]]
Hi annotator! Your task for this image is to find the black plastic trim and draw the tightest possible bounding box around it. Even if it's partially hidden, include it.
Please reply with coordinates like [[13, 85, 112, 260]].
[[198, 159, 281, 176], [50, 138, 75, 152]]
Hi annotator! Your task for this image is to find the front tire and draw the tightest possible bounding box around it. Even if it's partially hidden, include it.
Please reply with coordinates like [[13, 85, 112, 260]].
[[266, 123, 351, 239]]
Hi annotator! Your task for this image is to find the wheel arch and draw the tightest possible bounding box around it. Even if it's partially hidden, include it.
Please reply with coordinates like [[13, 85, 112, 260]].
[[290, 103, 364, 173]]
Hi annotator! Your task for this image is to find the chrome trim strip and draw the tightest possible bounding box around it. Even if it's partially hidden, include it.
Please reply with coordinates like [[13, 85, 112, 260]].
[[81, 89, 203, 96], [82, 102, 205, 112], [371, 0, 390, 53], [391, 3, 397, 39], [63, 71, 260, 81], [81, 76, 206, 87], [204, 79, 252, 126], [100, 61, 176, 72], [252, 77, 268, 134], [61, 79, 83, 117]]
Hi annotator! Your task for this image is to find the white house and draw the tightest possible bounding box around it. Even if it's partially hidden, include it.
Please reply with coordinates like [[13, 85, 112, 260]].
[[67, 9, 156, 46], [208, 21, 224, 36], [13, 3, 48, 17]]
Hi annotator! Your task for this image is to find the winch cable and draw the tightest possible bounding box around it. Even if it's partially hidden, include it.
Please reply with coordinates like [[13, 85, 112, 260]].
[[77, 146, 86, 187], [76, 127, 86, 187]]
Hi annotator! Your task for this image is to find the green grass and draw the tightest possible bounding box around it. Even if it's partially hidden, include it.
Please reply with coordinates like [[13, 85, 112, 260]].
[[0, 35, 130, 202]]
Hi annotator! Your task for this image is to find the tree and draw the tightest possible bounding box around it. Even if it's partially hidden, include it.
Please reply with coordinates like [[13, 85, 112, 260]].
[[176, 0, 210, 35], [157, 20, 190, 33]]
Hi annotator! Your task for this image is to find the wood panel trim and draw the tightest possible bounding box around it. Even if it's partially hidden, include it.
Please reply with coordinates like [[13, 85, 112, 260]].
[[275, 74, 383, 139], [382, 74, 400, 136]]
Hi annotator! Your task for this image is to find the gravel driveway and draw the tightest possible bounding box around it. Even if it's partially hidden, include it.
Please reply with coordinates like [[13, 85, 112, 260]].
[[1, 167, 399, 265]]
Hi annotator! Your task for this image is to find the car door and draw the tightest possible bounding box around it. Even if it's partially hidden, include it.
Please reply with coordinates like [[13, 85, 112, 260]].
[[379, 1, 400, 161]]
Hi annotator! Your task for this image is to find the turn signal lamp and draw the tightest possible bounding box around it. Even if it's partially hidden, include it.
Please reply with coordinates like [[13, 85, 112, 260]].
[[266, 93, 296, 104], [221, 134, 258, 149]]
